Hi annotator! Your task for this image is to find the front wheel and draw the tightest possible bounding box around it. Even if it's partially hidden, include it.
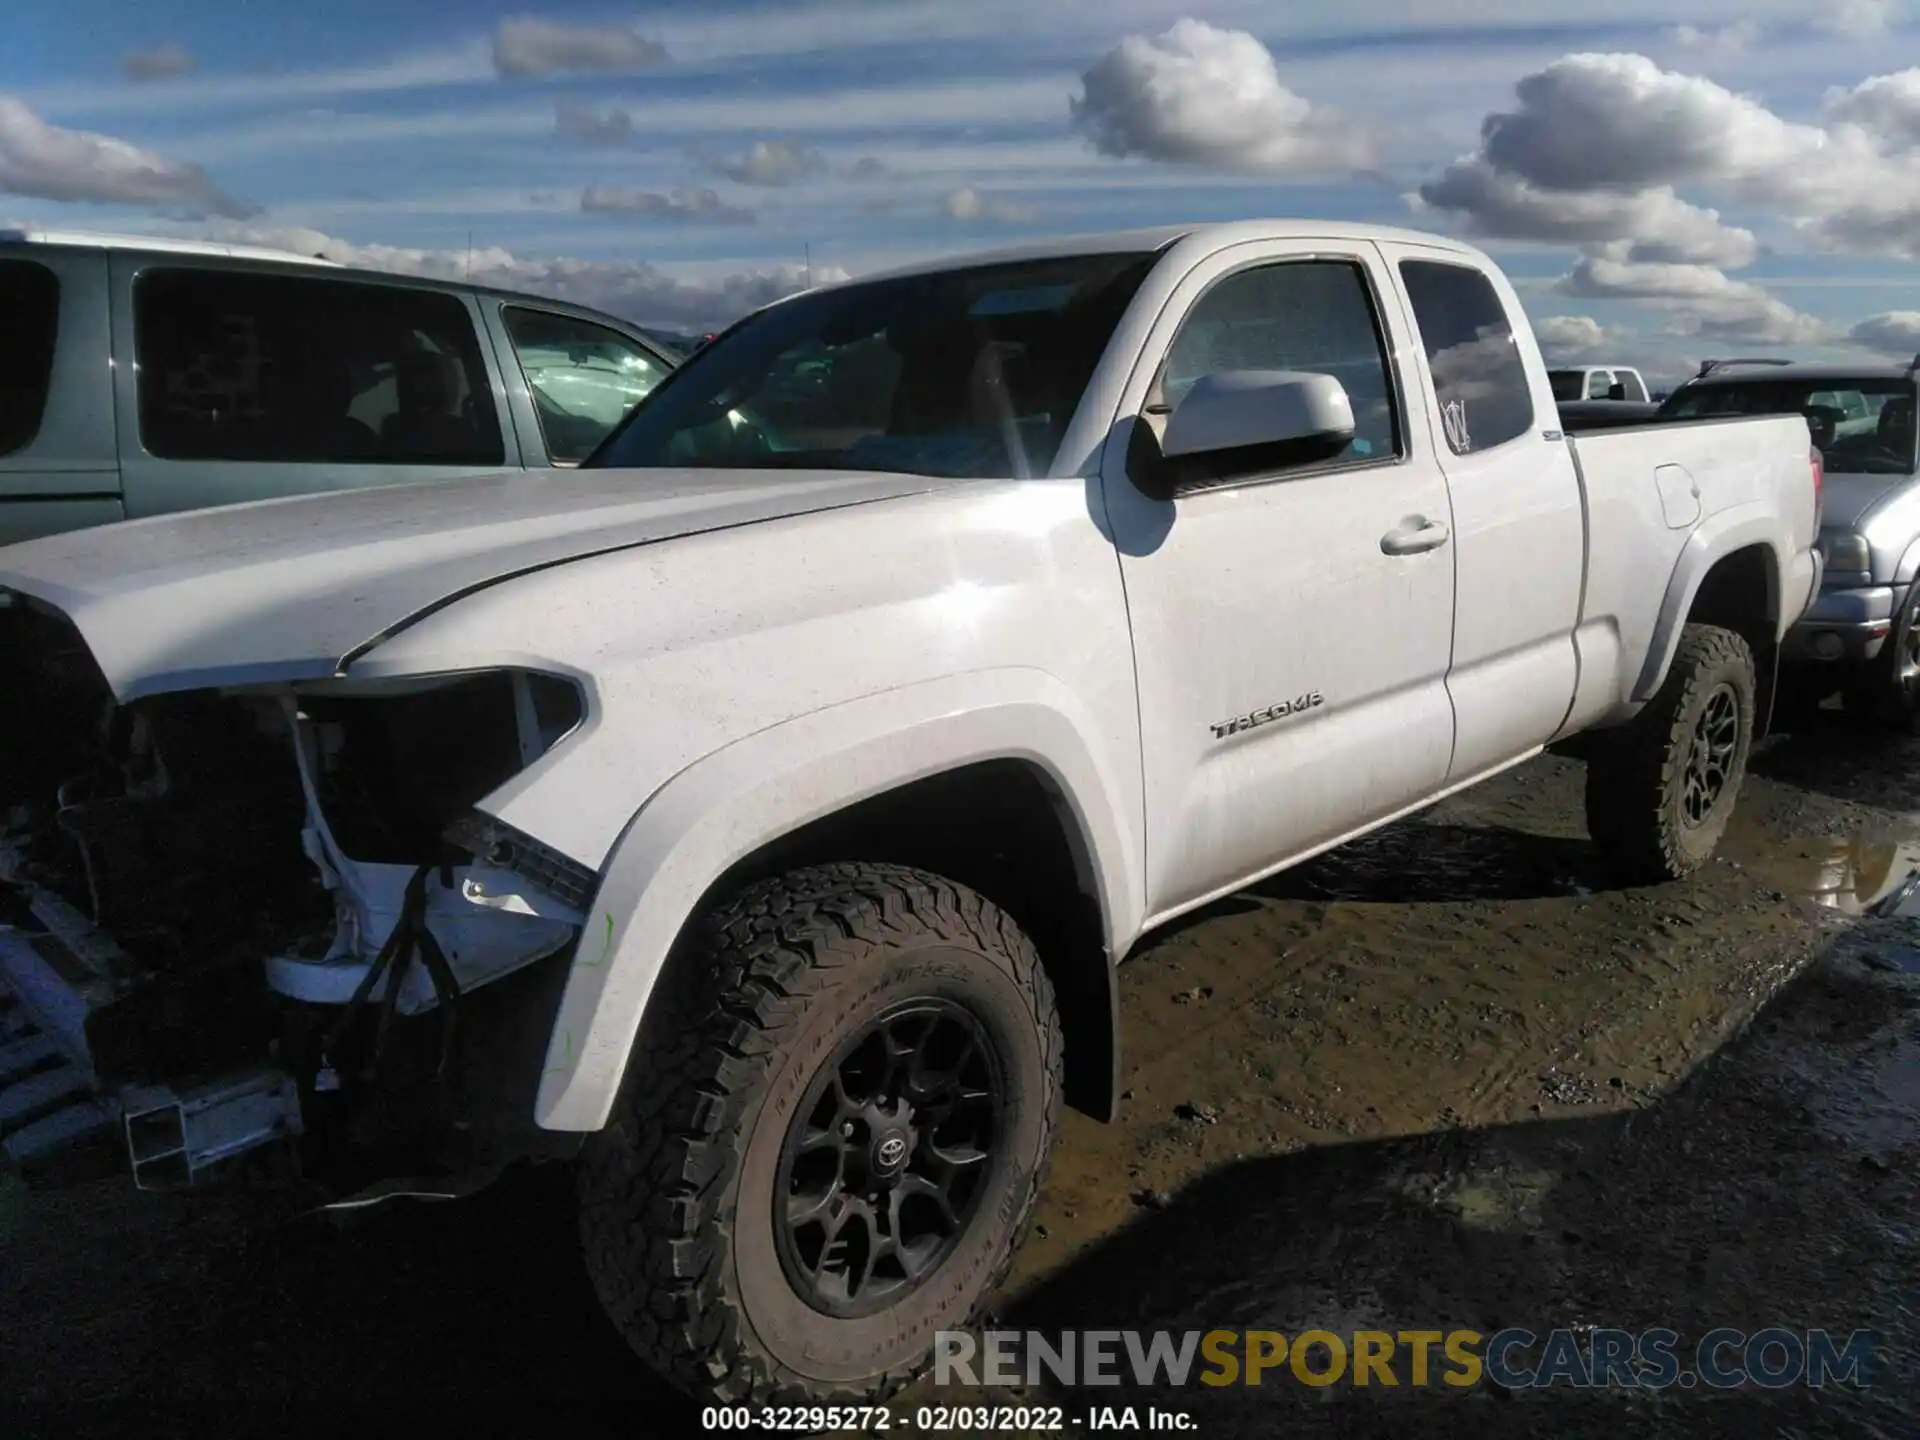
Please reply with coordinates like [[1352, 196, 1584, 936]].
[[1584, 623, 1756, 884], [577, 862, 1062, 1405]]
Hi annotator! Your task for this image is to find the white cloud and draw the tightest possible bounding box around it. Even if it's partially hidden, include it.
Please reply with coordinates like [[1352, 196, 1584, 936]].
[[1662, 308, 1829, 347], [1071, 19, 1375, 174], [24, 43, 496, 121], [702, 139, 829, 186], [1422, 51, 1908, 231], [176, 222, 845, 329], [1532, 314, 1610, 359], [1783, 71, 1920, 256], [176, 74, 1074, 168], [1469, 54, 1824, 195], [1824, 69, 1920, 147], [1666, 20, 1761, 55], [1846, 311, 1920, 355], [579, 186, 755, 223], [1557, 258, 1830, 346], [1411, 161, 1759, 266], [491, 16, 667, 79], [121, 43, 196, 83], [1806, 204, 1920, 257], [555, 103, 634, 145], [1813, 0, 1903, 37], [1405, 52, 1920, 354], [1450, 56, 1920, 242], [1663, 3, 1895, 52], [939, 186, 1036, 222], [0, 94, 254, 217]]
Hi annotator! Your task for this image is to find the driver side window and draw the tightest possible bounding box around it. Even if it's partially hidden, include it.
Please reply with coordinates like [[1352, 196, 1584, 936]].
[[1152, 259, 1402, 467]]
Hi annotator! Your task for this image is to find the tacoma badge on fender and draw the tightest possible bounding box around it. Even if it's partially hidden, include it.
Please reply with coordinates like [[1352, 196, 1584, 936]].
[[1211, 692, 1325, 739]]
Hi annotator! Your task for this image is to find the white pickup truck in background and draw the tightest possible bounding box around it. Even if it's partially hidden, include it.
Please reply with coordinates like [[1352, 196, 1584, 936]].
[[0, 220, 1821, 1406], [1549, 363, 1651, 404]]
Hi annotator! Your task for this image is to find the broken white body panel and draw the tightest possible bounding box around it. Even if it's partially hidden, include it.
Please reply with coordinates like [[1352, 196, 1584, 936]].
[[0, 220, 1823, 1164], [266, 698, 583, 1013]]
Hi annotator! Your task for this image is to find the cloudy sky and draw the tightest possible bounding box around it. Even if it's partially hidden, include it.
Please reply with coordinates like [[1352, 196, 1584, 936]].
[[8, 1, 1920, 379]]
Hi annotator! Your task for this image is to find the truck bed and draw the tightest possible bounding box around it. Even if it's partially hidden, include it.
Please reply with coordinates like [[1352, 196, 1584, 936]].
[[1555, 411, 1820, 731]]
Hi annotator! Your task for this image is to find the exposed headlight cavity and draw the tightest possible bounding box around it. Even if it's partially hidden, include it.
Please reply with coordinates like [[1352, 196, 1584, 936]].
[[293, 669, 585, 865]]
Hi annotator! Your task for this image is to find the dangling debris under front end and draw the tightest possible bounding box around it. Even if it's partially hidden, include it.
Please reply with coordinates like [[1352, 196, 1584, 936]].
[[0, 592, 596, 1199]]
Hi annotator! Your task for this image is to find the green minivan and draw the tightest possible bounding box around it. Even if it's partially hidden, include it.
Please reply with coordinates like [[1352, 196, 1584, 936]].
[[0, 229, 677, 547]]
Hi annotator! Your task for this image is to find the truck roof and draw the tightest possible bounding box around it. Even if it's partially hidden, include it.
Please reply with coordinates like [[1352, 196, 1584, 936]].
[[0, 227, 675, 340], [850, 219, 1484, 285], [0, 227, 344, 266], [1685, 362, 1916, 386]]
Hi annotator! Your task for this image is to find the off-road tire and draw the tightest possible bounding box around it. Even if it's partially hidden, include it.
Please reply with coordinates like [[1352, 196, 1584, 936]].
[[577, 862, 1063, 1406], [1584, 623, 1756, 885]]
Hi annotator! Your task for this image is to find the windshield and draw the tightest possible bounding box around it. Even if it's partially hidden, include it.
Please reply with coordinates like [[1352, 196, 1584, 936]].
[[1547, 369, 1586, 402], [587, 251, 1158, 477], [1660, 377, 1918, 475]]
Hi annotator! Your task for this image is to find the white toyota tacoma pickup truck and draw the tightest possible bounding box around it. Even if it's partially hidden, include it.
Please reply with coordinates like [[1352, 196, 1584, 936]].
[[0, 221, 1821, 1404]]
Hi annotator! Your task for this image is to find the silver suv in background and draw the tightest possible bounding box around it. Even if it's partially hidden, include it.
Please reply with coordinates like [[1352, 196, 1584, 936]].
[[1657, 357, 1920, 723], [0, 230, 677, 546]]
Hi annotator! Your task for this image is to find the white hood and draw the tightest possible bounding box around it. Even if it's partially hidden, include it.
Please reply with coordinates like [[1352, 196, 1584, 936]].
[[0, 467, 940, 702]]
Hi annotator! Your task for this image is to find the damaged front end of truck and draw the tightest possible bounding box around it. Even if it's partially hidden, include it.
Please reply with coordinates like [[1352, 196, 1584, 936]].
[[0, 591, 595, 1201]]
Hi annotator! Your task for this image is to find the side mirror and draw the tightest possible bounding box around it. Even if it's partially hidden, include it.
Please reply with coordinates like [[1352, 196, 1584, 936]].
[[1160, 370, 1356, 463]]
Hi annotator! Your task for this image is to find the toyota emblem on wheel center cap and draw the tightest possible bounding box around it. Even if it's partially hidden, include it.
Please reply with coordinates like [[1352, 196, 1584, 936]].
[[874, 1131, 909, 1174]]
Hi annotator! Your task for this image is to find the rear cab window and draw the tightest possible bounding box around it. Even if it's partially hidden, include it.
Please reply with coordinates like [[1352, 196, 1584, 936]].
[[0, 259, 60, 457], [1398, 259, 1535, 454], [134, 269, 504, 467]]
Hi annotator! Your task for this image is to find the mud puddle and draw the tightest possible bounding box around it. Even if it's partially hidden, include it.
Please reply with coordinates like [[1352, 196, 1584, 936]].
[[1738, 834, 1920, 918]]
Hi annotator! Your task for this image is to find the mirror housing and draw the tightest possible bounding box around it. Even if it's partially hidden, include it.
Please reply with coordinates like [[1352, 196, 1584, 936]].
[[1160, 370, 1357, 463]]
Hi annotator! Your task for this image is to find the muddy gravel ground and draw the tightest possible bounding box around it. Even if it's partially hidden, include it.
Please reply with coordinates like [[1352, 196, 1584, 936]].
[[2, 710, 1917, 1439]]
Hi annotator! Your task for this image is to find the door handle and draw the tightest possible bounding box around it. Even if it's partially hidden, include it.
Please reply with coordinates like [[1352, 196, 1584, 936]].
[[1380, 520, 1451, 556]]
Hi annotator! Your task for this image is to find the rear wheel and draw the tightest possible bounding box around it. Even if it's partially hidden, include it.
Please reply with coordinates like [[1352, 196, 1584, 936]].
[[577, 862, 1062, 1405], [1585, 624, 1756, 884]]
